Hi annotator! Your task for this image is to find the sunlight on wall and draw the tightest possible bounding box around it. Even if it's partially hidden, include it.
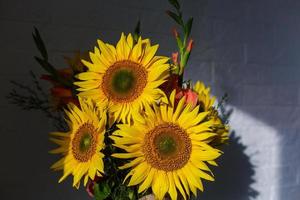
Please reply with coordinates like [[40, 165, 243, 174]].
[[229, 107, 280, 200]]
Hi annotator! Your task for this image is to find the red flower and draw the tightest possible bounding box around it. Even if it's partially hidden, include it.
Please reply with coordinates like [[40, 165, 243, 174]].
[[175, 88, 198, 108], [160, 74, 180, 96], [86, 176, 101, 198], [41, 68, 78, 109]]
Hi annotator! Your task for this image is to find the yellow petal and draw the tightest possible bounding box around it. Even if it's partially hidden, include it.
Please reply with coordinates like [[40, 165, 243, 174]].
[[76, 72, 102, 80], [142, 44, 159, 66], [173, 172, 187, 200], [152, 171, 169, 200], [189, 132, 217, 141], [138, 167, 156, 193], [127, 33, 134, 49], [177, 169, 190, 196], [207, 160, 218, 166], [97, 39, 116, 64], [128, 162, 150, 186], [167, 172, 177, 200], [191, 149, 221, 161], [119, 157, 145, 170], [112, 151, 143, 159]]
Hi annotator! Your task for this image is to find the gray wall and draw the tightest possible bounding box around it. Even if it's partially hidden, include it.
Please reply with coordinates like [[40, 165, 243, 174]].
[[1, 0, 299, 199]]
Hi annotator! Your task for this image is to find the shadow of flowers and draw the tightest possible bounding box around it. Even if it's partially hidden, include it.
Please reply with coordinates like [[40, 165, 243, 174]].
[[197, 132, 258, 200]]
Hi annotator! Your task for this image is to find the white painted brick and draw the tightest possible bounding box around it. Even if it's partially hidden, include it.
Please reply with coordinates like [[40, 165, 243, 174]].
[[0, 0, 51, 22], [246, 41, 278, 65], [242, 85, 298, 106], [0, 21, 38, 52], [271, 184, 300, 200], [184, 61, 213, 84], [236, 105, 300, 129], [192, 44, 245, 63]]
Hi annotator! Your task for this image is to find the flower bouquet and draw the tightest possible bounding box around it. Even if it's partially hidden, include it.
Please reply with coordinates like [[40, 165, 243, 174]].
[[8, 0, 229, 199]]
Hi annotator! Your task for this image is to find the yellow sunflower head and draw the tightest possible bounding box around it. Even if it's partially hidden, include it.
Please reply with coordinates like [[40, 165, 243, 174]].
[[110, 90, 222, 200], [193, 81, 215, 112], [75, 33, 170, 124], [49, 97, 106, 188], [210, 114, 230, 145], [193, 81, 229, 145]]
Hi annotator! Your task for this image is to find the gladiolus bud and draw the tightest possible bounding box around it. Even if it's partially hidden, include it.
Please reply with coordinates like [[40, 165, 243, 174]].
[[187, 39, 194, 52], [172, 28, 179, 38], [172, 52, 179, 65], [185, 89, 198, 108], [175, 89, 198, 108]]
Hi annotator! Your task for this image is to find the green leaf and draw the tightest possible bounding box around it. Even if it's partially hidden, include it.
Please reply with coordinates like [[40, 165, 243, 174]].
[[133, 20, 141, 42], [175, 37, 183, 52], [184, 17, 193, 37], [32, 27, 48, 60], [94, 182, 111, 200], [34, 56, 56, 75], [166, 11, 183, 25], [181, 50, 191, 69], [128, 190, 135, 200], [35, 57, 72, 87], [168, 0, 180, 10]]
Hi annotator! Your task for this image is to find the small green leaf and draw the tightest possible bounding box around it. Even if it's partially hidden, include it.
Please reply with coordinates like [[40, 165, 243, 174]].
[[32, 27, 48, 60], [183, 51, 191, 66], [94, 182, 111, 200], [184, 17, 193, 37], [34, 57, 56, 75], [175, 37, 183, 52], [128, 189, 135, 200], [168, 0, 180, 10], [133, 20, 141, 42], [166, 11, 183, 25]]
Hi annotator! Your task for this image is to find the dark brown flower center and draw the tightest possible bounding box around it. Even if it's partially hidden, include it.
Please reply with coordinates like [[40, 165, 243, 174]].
[[143, 123, 191, 171], [102, 61, 147, 103], [72, 123, 97, 162]]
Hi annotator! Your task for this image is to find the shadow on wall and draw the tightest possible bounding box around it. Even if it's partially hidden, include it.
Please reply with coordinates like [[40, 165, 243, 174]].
[[197, 133, 258, 200]]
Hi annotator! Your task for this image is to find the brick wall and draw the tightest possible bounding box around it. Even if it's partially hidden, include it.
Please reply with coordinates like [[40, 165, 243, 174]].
[[0, 0, 299, 199]]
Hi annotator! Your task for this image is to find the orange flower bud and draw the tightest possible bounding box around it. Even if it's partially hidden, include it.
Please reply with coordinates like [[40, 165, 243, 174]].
[[185, 89, 198, 108], [172, 28, 179, 38], [186, 39, 194, 52], [175, 89, 198, 108], [172, 52, 179, 65]]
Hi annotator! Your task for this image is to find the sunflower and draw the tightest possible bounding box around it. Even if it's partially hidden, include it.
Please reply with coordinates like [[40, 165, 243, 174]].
[[49, 97, 106, 188], [193, 81, 229, 145], [74, 33, 170, 123], [193, 81, 215, 112], [110, 90, 222, 200]]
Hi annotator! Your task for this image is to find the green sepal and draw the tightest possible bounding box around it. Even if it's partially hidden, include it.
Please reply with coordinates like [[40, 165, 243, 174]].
[[172, 64, 180, 75], [128, 190, 135, 200], [94, 182, 111, 200], [133, 20, 141, 43], [32, 27, 48, 60]]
